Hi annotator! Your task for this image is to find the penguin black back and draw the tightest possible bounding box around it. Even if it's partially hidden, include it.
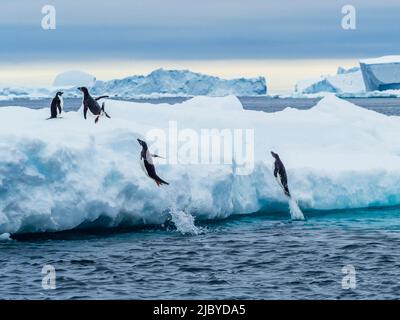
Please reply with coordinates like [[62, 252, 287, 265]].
[[271, 151, 290, 197], [77, 87, 111, 124], [77, 87, 101, 118]]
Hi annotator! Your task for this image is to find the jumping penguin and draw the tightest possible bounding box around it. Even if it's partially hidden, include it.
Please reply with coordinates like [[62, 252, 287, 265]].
[[77, 87, 110, 123], [271, 151, 291, 197], [137, 139, 169, 187], [47, 91, 63, 119], [271, 151, 305, 220]]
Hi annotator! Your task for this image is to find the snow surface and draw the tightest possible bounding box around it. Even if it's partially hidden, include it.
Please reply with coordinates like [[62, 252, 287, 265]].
[[360, 55, 400, 65], [0, 69, 266, 100], [1, 94, 400, 234], [53, 70, 96, 87]]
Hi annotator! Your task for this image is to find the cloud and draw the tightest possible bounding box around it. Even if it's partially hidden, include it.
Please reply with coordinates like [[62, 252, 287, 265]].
[[0, 0, 399, 59]]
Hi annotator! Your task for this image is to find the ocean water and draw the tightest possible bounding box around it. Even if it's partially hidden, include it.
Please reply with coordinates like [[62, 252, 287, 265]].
[[1, 97, 400, 300], [2, 96, 400, 115], [1, 207, 400, 299]]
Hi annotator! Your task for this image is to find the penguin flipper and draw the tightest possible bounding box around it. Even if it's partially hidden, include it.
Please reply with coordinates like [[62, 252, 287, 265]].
[[84, 105, 88, 119], [95, 95, 109, 101], [101, 103, 111, 118]]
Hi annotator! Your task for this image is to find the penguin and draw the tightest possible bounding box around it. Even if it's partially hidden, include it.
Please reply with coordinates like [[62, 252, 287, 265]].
[[77, 87, 110, 123], [47, 91, 63, 119], [137, 139, 169, 187], [271, 151, 291, 197]]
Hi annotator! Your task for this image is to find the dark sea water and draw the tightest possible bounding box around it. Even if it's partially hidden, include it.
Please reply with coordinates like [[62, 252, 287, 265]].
[[1, 96, 400, 115], [1, 96, 400, 300]]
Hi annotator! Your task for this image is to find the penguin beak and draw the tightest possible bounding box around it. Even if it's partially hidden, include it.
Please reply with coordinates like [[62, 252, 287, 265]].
[[60, 92, 64, 95], [77, 87, 82, 92], [137, 139, 143, 145]]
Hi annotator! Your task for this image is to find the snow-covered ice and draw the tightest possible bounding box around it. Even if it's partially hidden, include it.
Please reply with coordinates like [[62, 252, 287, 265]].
[[360, 55, 400, 65], [1, 94, 400, 234]]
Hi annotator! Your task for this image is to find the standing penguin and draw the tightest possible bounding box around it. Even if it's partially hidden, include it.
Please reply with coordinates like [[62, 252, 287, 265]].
[[271, 151, 291, 197], [137, 139, 169, 187], [47, 91, 63, 119], [77, 87, 110, 123]]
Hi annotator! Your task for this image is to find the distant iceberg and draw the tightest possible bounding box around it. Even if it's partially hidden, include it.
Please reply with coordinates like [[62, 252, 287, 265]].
[[295, 67, 365, 95], [53, 70, 96, 88], [337, 66, 360, 75], [91, 68, 266, 98], [360, 56, 400, 91], [0, 69, 267, 100], [295, 56, 400, 96]]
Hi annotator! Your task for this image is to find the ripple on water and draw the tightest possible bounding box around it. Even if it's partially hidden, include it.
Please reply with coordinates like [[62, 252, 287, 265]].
[[1, 206, 400, 299]]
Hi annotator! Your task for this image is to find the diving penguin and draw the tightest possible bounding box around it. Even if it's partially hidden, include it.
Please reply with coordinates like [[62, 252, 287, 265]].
[[271, 151, 291, 197], [137, 139, 169, 187]]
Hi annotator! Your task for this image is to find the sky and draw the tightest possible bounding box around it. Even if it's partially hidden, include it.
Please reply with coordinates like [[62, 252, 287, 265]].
[[0, 0, 399, 92]]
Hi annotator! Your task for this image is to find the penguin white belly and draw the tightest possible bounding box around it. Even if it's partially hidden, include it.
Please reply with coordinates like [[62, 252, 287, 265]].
[[272, 164, 284, 189], [140, 158, 150, 177], [275, 173, 291, 199], [59, 96, 64, 111], [275, 174, 284, 189]]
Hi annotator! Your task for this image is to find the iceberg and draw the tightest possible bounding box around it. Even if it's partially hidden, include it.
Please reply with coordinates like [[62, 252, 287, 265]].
[[337, 66, 360, 75], [53, 70, 96, 88], [0, 69, 267, 100], [91, 68, 267, 98], [295, 56, 400, 96], [1, 94, 400, 235], [295, 67, 365, 94], [360, 55, 400, 91]]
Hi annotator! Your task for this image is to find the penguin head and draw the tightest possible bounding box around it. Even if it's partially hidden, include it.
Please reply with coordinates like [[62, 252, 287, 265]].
[[77, 87, 89, 94], [270, 151, 279, 160], [56, 91, 63, 97], [137, 138, 148, 149]]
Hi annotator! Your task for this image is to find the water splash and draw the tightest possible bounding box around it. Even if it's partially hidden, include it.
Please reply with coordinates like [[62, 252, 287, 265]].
[[288, 197, 305, 221], [0, 233, 11, 241], [169, 208, 201, 235]]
